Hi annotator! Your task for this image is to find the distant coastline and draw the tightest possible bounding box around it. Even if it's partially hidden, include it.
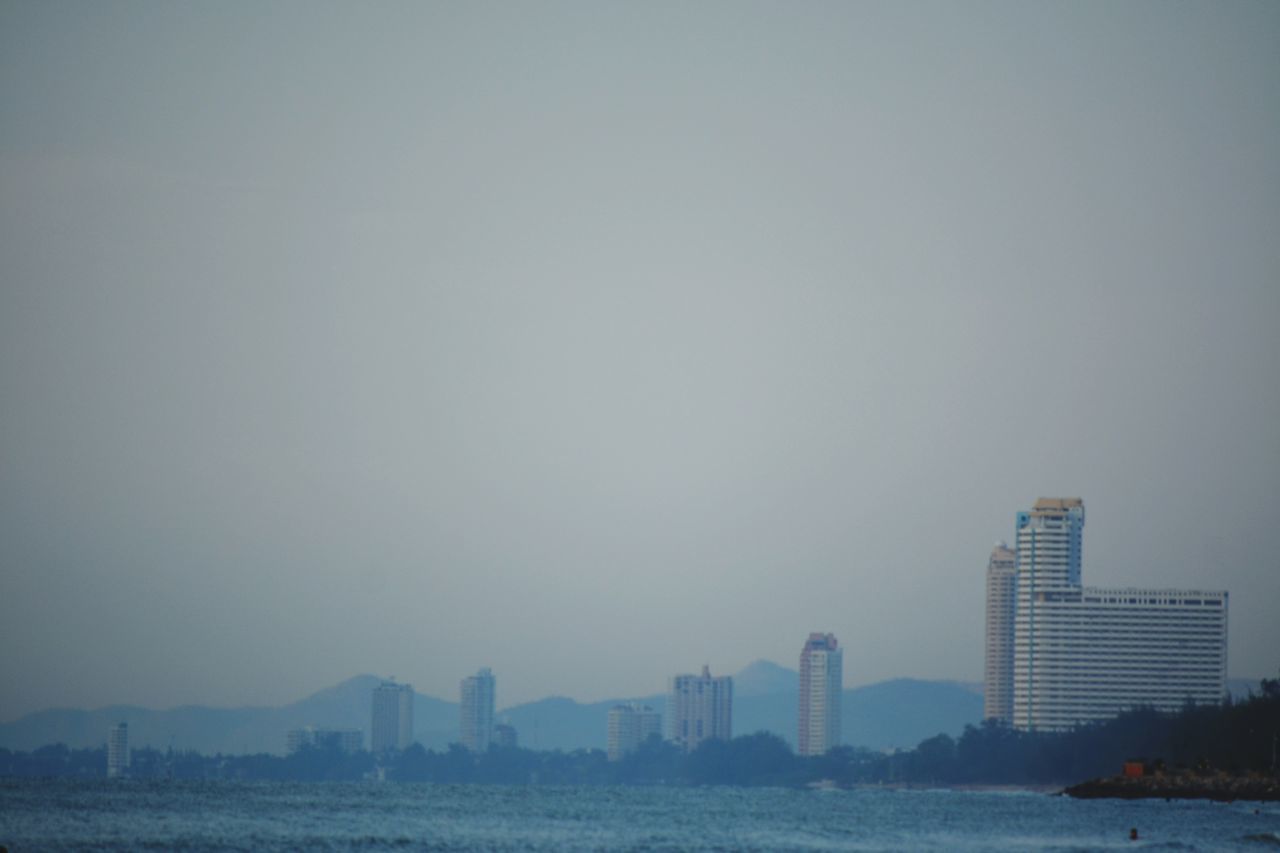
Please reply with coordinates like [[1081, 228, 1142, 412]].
[[4, 675, 1275, 792], [848, 782, 1062, 794]]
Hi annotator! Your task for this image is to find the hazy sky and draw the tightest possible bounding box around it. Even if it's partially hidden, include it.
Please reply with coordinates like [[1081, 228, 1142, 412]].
[[2, 1, 1277, 721]]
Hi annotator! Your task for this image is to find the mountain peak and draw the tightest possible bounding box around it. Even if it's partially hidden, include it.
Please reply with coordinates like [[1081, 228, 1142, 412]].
[[734, 659, 798, 697], [284, 674, 386, 710]]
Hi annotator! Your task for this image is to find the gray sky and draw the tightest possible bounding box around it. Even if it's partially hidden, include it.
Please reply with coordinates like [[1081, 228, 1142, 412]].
[[1, 0, 1277, 721]]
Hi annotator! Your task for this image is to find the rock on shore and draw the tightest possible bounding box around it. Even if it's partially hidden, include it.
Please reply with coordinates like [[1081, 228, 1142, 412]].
[[1063, 772, 1280, 802]]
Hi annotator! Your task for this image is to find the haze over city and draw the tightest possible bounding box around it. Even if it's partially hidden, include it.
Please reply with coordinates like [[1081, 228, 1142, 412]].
[[1, 1, 1277, 724]]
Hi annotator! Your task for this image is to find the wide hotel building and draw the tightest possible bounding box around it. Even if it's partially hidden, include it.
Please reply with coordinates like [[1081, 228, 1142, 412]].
[[986, 498, 1228, 732]]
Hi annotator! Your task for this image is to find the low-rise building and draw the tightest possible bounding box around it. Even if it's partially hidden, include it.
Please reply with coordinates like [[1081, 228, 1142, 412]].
[[493, 723, 518, 749], [286, 727, 363, 755], [607, 704, 662, 761]]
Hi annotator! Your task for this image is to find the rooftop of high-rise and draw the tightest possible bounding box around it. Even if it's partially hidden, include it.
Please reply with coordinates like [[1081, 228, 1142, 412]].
[[1031, 497, 1083, 513], [803, 632, 838, 651]]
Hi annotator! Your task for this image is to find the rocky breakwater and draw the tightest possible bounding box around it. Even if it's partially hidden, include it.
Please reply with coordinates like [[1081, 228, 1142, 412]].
[[1064, 770, 1280, 802]]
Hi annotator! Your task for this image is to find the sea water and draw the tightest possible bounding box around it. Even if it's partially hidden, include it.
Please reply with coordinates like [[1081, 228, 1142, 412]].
[[1, 779, 1277, 851]]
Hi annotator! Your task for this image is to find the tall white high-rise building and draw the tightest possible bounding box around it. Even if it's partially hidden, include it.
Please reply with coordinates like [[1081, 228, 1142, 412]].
[[607, 704, 662, 761], [107, 722, 129, 778], [983, 543, 1018, 723], [667, 666, 732, 752], [460, 668, 496, 752], [798, 632, 842, 757], [371, 682, 414, 753], [1005, 498, 1228, 731]]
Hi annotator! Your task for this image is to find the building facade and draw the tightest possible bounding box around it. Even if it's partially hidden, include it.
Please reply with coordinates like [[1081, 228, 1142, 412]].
[[606, 703, 662, 761], [460, 668, 496, 752], [798, 632, 843, 757], [667, 666, 732, 752], [983, 542, 1018, 723], [371, 681, 414, 753], [493, 723, 518, 749], [286, 727, 363, 755], [107, 722, 129, 778], [998, 498, 1228, 731]]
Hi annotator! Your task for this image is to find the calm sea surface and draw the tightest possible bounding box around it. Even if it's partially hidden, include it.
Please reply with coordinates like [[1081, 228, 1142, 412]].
[[2, 779, 1278, 851]]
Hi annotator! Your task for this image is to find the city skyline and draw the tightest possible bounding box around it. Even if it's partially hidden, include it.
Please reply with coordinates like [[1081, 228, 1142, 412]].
[[1, 2, 1277, 721]]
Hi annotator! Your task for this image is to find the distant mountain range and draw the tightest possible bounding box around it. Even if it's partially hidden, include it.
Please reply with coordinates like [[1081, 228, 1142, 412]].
[[0, 664, 1262, 757]]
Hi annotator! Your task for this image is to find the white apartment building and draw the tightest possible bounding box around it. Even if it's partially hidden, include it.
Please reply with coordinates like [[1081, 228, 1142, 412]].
[[371, 681, 414, 753], [460, 668, 496, 752], [667, 666, 732, 752], [798, 632, 842, 757], [983, 543, 1017, 722], [1003, 498, 1228, 731], [606, 704, 662, 761]]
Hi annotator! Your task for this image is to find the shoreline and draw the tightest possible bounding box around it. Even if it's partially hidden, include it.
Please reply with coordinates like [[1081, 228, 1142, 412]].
[[845, 782, 1063, 794], [1063, 773, 1280, 803]]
